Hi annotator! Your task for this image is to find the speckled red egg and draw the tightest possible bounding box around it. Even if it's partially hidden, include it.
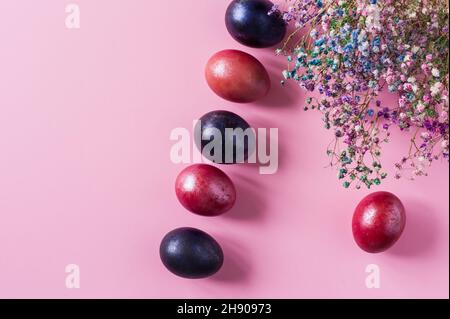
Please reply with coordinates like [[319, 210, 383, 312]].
[[175, 164, 236, 217], [352, 192, 406, 253], [205, 50, 270, 103]]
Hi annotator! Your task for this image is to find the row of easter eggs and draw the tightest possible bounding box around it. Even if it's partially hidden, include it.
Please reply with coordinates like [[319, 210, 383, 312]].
[[160, 0, 286, 279]]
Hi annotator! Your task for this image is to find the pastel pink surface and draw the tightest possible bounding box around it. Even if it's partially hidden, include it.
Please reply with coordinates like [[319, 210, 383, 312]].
[[0, 0, 448, 299]]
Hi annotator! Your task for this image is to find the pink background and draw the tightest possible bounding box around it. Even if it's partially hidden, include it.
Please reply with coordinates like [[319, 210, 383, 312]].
[[0, 0, 448, 299]]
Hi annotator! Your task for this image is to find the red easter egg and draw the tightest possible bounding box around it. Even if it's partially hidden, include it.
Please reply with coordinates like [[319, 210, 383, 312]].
[[352, 192, 406, 253], [175, 164, 236, 217], [205, 49, 270, 103]]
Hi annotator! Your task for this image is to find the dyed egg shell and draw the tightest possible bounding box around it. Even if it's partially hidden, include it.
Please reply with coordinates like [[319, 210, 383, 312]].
[[160, 228, 224, 279], [195, 110, 255, 164], [175, 164, 236, 217], [205, 50, 270, 103], [225, 0, 286, 48], [352, 192, 407, 253]]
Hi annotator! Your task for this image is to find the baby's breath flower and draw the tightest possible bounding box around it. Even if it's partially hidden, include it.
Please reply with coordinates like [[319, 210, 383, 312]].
[[273, 0, 449, 188]]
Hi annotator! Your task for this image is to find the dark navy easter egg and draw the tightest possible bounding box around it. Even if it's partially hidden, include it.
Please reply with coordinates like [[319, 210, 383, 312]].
[[225, 0, 286, 48], [195, 110, 255, 164], [160, 228, 224, 279]]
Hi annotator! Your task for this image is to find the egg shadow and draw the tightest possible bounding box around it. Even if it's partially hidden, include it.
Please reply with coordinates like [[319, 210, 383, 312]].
[[389, 199, 438, 257], [256, 64, 303, 109], [211, 237, 252, 284], [246, 114, 290, 173], [254, 24, 307, 108], [224, 172, 267, 222]]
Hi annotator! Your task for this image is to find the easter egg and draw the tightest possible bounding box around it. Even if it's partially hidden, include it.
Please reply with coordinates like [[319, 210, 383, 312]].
[[160, 228, 224, 279], [205, 50, 270, 103], [175, 164, 236, 217], [352, 192, 407, 253], [225, 0, 286, 48], [195, 110, 255, 164]]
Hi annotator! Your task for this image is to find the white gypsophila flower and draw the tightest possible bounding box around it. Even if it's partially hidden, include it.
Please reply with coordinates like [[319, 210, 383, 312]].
[[365, 4, 381, 33], [430, 82, 442, 96], [432, 68, 440, 78]]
